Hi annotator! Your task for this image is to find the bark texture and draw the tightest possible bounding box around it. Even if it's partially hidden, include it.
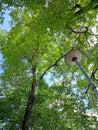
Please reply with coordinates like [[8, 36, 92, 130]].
[[21, 67, 36, 130]]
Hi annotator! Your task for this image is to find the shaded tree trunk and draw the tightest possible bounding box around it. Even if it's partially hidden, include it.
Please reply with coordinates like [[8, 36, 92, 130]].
[[21, 67, 36, 130]]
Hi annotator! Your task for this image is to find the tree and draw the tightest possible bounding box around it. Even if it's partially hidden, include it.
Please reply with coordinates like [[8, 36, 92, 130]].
[[0, 0, 98, 129]]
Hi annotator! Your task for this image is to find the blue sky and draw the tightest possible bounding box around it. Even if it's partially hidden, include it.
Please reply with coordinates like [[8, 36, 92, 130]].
[[0, 10, 11, 31], [0, 11, 11, 75]]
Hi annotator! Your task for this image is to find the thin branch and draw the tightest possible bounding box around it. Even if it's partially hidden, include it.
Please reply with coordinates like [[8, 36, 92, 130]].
[[91, 69, 98, 81], [40, 53, 66, 79], [31, 47, 39, 61], [85, 69, 98, 94], [74, 2, 98, 15], [85, 84, 90, 94], [21, 55, 31, 62], [68, 26, 88, 34]]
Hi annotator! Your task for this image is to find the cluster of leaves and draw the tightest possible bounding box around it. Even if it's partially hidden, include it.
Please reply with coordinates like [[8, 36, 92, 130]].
[[31, 81, 98, 130]]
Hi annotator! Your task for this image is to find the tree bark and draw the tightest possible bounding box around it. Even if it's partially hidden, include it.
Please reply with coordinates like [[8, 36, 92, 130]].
[[21, 67, 36, 130]]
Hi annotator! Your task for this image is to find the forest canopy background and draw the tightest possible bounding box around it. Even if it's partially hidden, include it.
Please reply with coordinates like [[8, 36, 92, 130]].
[[0, 0, 98, 130]]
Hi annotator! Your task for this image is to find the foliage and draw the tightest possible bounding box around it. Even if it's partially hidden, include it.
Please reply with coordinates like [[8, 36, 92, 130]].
[[0, 0, 98, 129], [32, 82, 98, 130]]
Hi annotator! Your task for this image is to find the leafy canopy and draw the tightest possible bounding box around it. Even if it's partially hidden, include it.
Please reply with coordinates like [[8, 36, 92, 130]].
[[0, 0, 98, 129]]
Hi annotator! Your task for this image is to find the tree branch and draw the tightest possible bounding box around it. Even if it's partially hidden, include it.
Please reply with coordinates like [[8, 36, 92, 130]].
[[40, 53, 66, 79], [85, 69, 98, 94], [68, 26, 88, 34], [91, 69, 98, 81], [74, 1, 98, 15]]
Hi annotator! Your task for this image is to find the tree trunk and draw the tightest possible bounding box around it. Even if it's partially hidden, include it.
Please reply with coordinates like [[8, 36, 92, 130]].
[[21, 67, 36, 130]]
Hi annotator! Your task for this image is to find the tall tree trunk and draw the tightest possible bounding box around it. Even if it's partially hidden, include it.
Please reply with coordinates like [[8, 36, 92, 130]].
[[21, 67, 36, 130]]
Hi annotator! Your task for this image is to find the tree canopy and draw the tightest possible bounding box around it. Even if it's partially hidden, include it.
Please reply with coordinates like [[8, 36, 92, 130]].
[[0, 0, 98, 130]]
